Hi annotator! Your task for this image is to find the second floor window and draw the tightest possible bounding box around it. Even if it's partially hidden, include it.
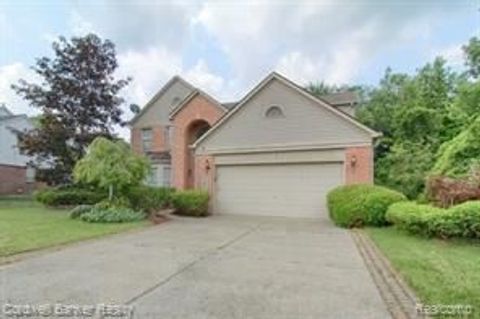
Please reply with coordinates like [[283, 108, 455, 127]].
[[164, 125, 172, 148], [141, 128, 153, 152]]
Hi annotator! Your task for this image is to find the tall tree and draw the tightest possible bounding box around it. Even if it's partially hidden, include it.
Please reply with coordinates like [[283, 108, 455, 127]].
[[12, 34, 130, 184], [463, 37, 480, 79], [357, 59, 459, 198]]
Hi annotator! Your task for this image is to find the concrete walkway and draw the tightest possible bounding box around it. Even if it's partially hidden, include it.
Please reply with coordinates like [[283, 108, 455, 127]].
[[0, 216, 391, 318]]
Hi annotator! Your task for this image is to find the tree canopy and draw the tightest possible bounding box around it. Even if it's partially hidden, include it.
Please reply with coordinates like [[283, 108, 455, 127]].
[[355, 37, 480, 198], [73, 137, 150, 199], [12, 33, 131, 184]]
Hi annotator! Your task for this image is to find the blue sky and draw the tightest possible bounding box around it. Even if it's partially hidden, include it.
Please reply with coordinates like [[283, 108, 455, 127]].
[[0, 0, 478, 138]]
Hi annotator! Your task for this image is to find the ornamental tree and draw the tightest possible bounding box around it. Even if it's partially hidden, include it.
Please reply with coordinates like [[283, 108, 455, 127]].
[[12, 33, 131, 184], [73, 137, 150, 200]]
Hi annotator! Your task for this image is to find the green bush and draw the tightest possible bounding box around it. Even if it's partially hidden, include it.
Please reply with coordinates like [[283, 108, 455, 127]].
[[127, 185, 175, 214], [171, 190, 209, 217], [34, 186, 106, 206], [94, 197, 131, 210], [385, 202, 445, 237], [69, 205, 93, 219], [437, 201, 480, 238], [79, 207, 146, 223], [387, 200, 480, 239], [327, 184, 407, 228]]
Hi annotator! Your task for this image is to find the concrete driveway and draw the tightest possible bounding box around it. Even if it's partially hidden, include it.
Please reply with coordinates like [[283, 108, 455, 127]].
[[0, 216, 390, 318]]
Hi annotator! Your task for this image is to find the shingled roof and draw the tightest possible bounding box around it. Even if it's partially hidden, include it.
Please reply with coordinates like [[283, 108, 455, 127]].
[[320, 91, 359, 107]]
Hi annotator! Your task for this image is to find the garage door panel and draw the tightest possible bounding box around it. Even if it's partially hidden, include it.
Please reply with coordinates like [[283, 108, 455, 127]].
[[215, 163, 343, 218]]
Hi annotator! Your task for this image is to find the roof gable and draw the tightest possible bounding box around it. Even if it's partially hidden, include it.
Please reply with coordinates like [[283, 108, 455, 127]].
[[195, 72, 380, 152], [129, 76, 195, 126], [169, 89, 227, 120]]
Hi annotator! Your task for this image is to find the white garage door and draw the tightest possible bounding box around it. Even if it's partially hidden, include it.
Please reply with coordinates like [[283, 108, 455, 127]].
[[215, 162, 344, 218]]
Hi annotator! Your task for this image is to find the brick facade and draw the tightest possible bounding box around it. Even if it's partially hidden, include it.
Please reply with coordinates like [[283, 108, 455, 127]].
[[345, 146, 374, 184], [131, 124, 168, 154], [171, 94, 225, 189], [0, 164, 32, 194]]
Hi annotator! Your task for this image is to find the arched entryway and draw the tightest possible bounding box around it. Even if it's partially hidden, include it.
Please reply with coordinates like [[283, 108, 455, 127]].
[[185, 120, 211, 188]]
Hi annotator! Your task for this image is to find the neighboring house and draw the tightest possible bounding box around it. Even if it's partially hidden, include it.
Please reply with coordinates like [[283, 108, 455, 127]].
[[0, 105, 36, 194], [130, 72, 380, 218]]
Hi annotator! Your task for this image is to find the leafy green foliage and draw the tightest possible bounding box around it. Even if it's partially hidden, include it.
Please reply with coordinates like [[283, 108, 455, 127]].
[[69, 205, 93, 219], [305, 82, 360, 97], [327, 184, 406, 228], [12, 34, 131, 184], [94, 197, 131, 210], [171, 190, 209, 217], [464, 37, 480, 79], [79, 207, 146, 223], [386, 200, 480, 239], [385, 202, 445, 237], [127, 185, 175, 214], [35, 187, 105, 206], [73, 137, 150, 199], [432, 117, 480, 177], [356, 53, 476, 199]]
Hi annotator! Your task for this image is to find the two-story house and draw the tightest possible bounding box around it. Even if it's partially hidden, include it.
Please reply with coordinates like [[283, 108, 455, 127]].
[[130, 72, 379, 219]]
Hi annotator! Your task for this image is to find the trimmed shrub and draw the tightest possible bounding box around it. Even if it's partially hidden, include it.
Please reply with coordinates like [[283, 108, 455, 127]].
[[79, 207, 146, 223], [436, 201, 480, 239], [70, 205, 93, 219], [387, 200, 480, 239], [127, 186, 175, 214], [385, 202, 445, 237], [171, 190, 209, 217], [327, 184, 407, 228], [34, 187, 106, 206]]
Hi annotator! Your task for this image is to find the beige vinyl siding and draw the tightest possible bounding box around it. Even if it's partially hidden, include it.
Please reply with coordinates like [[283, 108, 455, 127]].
[[215, 162, 344, 218], [214, 149, 344, 165], [197, 78, 371, 153], [134, 80, 193, 127]]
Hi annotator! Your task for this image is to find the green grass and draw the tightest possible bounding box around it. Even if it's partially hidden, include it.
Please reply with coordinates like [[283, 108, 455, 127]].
[[0, 200, 148, 257], [367, 227, 480, 318]]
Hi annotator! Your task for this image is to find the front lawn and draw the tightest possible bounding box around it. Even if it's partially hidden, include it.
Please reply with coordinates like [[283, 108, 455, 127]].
[[0, 199, 148, 257], [367, 227, 480, 317]]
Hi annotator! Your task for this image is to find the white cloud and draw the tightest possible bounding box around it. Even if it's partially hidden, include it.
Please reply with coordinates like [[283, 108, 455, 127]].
[[185, 60, 224, 96], [195, 0, 455, 87], [70, 11, 96, 36], [0, 62, 38, 116], [72, 1, 199, 52], [433, 44, 465, 67], [118, 47, 182, 106]]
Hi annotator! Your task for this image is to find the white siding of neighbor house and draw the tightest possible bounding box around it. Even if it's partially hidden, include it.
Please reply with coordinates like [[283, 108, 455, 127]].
[[133, 80, 194, 128], [197, 78, 371, 153], [0, 116, 33, 166]]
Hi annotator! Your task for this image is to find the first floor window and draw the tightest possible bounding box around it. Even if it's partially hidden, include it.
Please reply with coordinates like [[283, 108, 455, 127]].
[[162, 165, 172, 187], [147, 165, 158, 186]]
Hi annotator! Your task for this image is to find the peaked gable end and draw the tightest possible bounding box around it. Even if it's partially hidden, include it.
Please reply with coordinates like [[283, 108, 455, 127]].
[[130, 76, 195, 127], [196, 75, 378, 153]]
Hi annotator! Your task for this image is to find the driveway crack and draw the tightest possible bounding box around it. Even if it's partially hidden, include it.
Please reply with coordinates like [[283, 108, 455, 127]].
[[125, 221, 263, 305]]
